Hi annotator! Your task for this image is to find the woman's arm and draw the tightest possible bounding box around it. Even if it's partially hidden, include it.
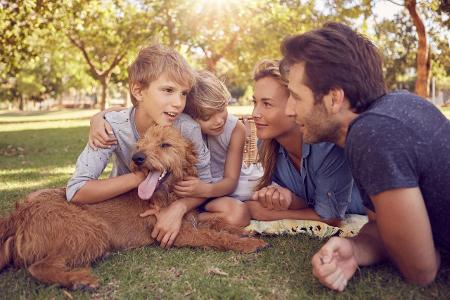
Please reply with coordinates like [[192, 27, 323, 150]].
[[246, 200, 341, 226]]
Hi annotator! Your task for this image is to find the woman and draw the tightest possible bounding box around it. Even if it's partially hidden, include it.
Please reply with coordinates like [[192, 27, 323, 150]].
[[247, 60, 365, 226]]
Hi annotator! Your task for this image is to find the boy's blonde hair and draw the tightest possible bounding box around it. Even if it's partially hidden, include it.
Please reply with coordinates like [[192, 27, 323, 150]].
[[128, 44, 196, 106], [185, 70, 230, 120]]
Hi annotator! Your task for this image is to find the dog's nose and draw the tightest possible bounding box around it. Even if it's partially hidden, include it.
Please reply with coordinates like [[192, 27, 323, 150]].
[[132, 152, 146, 165]]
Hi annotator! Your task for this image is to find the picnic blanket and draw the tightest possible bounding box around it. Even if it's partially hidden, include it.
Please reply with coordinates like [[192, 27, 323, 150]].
[[245, 214, 368, 239]]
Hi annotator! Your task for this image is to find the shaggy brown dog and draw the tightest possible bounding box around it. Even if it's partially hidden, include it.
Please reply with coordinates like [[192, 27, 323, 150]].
[[0, 125, 268, 289]]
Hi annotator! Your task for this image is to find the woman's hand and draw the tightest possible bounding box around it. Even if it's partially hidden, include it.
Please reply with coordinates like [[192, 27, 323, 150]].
[[89, 111, 117, 150], [174, 176, 210, 198], [251, 185, 293, 210], [311, 237, 359, 292]]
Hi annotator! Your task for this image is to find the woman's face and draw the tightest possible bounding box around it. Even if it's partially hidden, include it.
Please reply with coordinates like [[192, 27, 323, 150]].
[[252, 76, 298, 140]]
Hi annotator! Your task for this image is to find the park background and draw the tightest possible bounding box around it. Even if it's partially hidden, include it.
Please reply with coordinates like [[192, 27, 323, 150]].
[[1, 0, 450, 299]]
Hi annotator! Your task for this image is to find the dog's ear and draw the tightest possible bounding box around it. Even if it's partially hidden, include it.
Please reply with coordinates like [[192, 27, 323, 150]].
[[184, 141, 198, 176]]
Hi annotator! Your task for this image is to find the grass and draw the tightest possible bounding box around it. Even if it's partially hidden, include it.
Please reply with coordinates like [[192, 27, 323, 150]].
[[1, 109, 450, 299]]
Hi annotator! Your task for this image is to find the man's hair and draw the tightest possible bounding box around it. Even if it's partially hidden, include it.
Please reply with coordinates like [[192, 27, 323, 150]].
[[280, 22, 386, 113], [184, 70, 230, 121], [128, 44, 196, 106]]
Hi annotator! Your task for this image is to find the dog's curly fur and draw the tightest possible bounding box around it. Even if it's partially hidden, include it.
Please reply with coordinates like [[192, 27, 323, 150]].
[[0, 125, 268, 289]]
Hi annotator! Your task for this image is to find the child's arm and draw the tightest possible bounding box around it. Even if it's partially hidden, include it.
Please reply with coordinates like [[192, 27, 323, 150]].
[[174, 121, 246, 198], [89, 107, 125, 150], [140, 196, 205, 248], [67, 139, 144, 204], [70, 172, 146, 204]]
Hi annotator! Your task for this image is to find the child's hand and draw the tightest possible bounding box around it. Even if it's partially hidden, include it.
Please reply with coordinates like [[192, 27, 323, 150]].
[[140, 201, 187, 249], [246, 200, 273, 220], [89, 111, 117, 150], [251, 185, 292, 210], [174, 176, 210, 198]]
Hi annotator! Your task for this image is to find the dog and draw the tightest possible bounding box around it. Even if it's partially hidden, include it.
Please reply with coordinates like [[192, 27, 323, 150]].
[[0, 125, 268, 289]]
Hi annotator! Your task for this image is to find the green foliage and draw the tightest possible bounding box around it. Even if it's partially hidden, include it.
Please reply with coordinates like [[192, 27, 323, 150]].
[[0, 0, 449, 107]]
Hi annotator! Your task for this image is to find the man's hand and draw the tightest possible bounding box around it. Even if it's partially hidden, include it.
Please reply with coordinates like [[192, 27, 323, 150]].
[[89, 112, 117, 150], [174, 176, 210, 198], [140, 201, 187, 249], [311, 237, 359, 292], [251, 185, 293, 210]]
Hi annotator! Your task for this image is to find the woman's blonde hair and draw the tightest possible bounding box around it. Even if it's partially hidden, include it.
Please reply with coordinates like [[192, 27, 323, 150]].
[[253, 59, 288, 191], [128, 44, 196, 106], [185, 70, 230, 120]]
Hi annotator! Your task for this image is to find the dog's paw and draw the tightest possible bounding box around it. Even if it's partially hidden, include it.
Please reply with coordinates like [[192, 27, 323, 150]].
[[240, 238, 269, 253], [70, 277, 100, 291]]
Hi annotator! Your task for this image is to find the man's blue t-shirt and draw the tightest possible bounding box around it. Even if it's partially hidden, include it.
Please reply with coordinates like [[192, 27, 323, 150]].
[[346, 91, 450, 250], [271, 142, 365, 220]]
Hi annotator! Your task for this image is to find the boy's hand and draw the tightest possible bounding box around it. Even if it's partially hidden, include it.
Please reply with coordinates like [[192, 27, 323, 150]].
[[311, 237, 358, 292], [140, 201, 187, 249], [89, 111, 117, 150], [174, 176, 209, 198], [251, 185, 292, 210]]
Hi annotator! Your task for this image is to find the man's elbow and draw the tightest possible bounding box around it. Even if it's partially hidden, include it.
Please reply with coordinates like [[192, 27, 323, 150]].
[[404, 265, 438, 286]]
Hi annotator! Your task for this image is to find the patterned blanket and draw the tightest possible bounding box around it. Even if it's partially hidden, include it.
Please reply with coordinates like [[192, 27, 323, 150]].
[[245, 214, 368, 239]]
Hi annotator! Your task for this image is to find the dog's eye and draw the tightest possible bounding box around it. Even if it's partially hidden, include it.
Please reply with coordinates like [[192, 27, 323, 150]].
[[160, 143, 172, 148]]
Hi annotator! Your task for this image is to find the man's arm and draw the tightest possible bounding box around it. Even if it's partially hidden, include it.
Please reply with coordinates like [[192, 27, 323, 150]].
[[312, 187, 440, 292], [371, 187, 440, 284]]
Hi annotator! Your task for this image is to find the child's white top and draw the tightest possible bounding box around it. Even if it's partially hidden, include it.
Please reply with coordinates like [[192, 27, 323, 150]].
[[204, 114, 238, 181]]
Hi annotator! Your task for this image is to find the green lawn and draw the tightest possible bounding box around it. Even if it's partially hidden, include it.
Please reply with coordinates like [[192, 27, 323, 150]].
[[1, 109, 449, 299]]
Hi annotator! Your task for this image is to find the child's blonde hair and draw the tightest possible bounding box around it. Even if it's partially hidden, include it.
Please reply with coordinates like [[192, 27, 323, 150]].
[[128, 44, 196, 106], [252, 59, 288, 191], [184, 70, 230, 121]]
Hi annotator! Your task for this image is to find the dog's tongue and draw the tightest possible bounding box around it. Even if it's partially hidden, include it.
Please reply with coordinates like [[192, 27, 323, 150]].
[[138, 171, 161, 200]]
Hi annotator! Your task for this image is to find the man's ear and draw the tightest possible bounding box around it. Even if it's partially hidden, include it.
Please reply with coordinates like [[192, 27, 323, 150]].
[[329, 88, 345, 114], [130, 83, 144, 102]]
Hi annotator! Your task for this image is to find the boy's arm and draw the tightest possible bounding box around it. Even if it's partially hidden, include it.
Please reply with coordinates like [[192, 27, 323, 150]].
[[71, 172, 146, 204], [140, 196, 206, 248], [67, 143, 142, 204]]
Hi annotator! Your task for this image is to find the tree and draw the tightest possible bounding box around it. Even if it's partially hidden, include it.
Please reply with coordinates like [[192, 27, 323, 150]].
[[405, 0, 430, 97], [62, 0, 157, 110]]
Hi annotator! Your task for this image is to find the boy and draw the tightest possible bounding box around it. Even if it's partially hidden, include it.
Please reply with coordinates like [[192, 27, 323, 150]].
[[67, 44, 212, 249], [281, 22, 450, 291]]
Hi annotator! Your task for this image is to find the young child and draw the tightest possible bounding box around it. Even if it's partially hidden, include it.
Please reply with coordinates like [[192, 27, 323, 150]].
[[67, 44, 212, 249], [90, 70, 254, 227], [176, 70, 252, 227]]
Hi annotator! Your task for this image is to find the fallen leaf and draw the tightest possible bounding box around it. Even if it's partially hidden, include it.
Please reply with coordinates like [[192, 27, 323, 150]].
[[207, 267, 228, 276]]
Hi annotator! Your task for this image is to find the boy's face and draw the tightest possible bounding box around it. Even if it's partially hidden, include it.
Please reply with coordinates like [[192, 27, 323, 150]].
[[135, 73, 189, 126], [196, 108, 228, 136]]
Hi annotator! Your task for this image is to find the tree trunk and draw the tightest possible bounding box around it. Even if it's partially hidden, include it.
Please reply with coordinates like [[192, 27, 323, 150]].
[[99, 79, 108, 111], [405, 0, 430, 98], [19, 95, 24, 111]]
